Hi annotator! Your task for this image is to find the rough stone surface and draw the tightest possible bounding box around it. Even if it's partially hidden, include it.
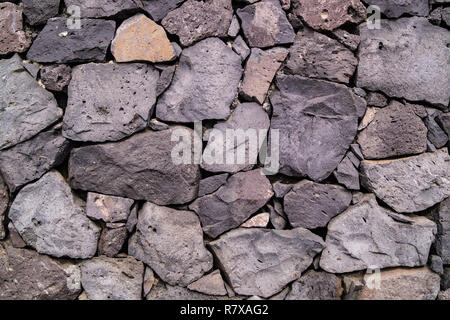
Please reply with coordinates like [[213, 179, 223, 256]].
[[268, 200, 287, 230], [429, 255, 444, 275], [98, 226, 128, 257], [270, 75, 361, 181], [64, 0, 141, 18], [0, 2, 31, 55], [198, 174, 229, 197], [69, 128, 200, 205], [0, 55, 62, 151], [237, 0, 295, 48], [334, 154, 360, 190], [155, 65, 176, 96], [209, 228, 325, 298], [129, 202, 213, 287], [0, 242, 81, 300], [112, 14, 175, 63], [320, 195, 437, 273], [86, 193, 134, 223], [187, 270, 227, 296], [430, 198, 450, 265], [284, 181, 352, 229], [286, 271, 342, 300], [438, 289, 450, 300], [366, 92, 388, 107], [147, 281, 227, 300], [23, 0, 60, 25], [27, 18, 116, 63], [240, 48, 288, 104], [360, 149, 450, 213], [0, 176, 8, 240], [232, 35, 251, 60], [285, 28, 357, 84], [364, 0, 430, 18], [190, 169, 273, 238], [143, 267, 155, 297], [156, 38, 242, 123], [424, 114, 448, 149], [291, 0, 366, 31], [9, 171, 101, 259], [332, 29, 360, 51], [81, 256, 144, 300], [40, 64, 72, 92], [161, 0, 233, 47], [142, 0, 186, 21], [357, 101, 428, 159], [241, 213, 270, 228], [63, 63, 159, 142], [357, 18, 450, 108], [8, 222, 26, 248], [228, 15, 240, 37]]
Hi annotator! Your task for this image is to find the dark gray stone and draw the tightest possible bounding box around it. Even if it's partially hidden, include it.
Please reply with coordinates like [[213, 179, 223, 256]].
[[268, 200, 288, 230], [232, 35, 251, 60], [142, 0, 186, 21], [64, 0, 141, 18], [40, 64, 72, 92], [286, 271, 342, 300], [147, 281, 228, 300], [155, 65, 176, 97], [424, 114, 448, 149], [366, 92, 387, 107], [429, 198, 450, 265], [429, 255, 444, 275], [334, 155, 360, 190], [0, 176, 8, 240], [364, 0, 429, 18], [23, 0, 60, 25], [198, 174, 229, 197], [332, 29, 360, 51]]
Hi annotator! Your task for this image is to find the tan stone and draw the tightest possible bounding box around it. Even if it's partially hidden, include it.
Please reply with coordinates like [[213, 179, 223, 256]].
[[241, 213, 270, 228], [112, 14, 175, 63]]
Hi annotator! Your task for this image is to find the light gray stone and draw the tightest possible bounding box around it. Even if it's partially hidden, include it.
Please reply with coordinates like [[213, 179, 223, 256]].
[[64, 0, 141, 18], [187, 270, 227, 296], [286, 271, 342, 300], [232, 35, 251, 60], [147, 281, 229, 300], [334, 155, 360, 190], [429, 198, 450, 264], [364, 0, 429, 18], [86, 193, 134, 223]]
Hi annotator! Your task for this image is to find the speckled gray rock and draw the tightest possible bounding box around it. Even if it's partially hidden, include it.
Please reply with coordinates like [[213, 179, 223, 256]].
[[424, 114, 448, 149], [0, 125, 70, 193], [142, 0, 186, 21], [285, 28, 357, 84], [270, 75, 361, 181], [268, 200, 288, 230], [0, 242, 81, 300], [209, 228, 325, 298], [8, 171, 100, 259], [156, 38, 242, 123], [364, 0, 429, 18], [69, 128, 200, 205], [64, 0, 141, 18], [361, 149, 450, 213], [284, 180, 352, 229], [23, 0, 60, 25], [320, 195, 437, 273], [198, 174, 229, 197], [63, 63, 159, 142], [286, 271, 342, 300], [147, 281, 227, 300], [155, 65, 176, 96], [201, 103, 270, 173], [357, 101, 428, 160], [27, 18, 116, 63], [228, 15, 240, 37], [366, 92, 387, 107], [129, 202, 213, 287], [40, 64, 71, 92], [430, 198, 450, 264], [0, 2, 31, 55], [86, 193, 134, 223], [0, 55, 62, 151], [98, 226, 128, 257], [237, 0, 295, 48], [187, 270, 227, 296], [357, 18, 450, 108], [190, 169, 274, 238], [332, 29, 360, 51], [429, 255, 444, 275], [81, 256, 144, 300], [0, 176, 8, 240], [334, 154, 360, 190], [161, 0, 233, 47], [232, 35, 251, 60]]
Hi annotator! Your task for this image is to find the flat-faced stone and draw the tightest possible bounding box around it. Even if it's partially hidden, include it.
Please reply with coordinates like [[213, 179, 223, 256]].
[[128, 202, 213, 287], [334, 154, 360, 190], [424, 114, 448, 149], [63, 63, 159, 142], [365, 92, 388, 107], [228, 15, 240, 37], [155, 65, 176, 96], [40, 64, 72, 92], [0, 3, 31, 55], [364, 0, 430, 18], [69, 128, 200, 205], [241, 213, 270, 228], [64, 0, 141, 18], [86, 193, 134, 223], [143, 267, 156, 297], [187, 270, 227, 296], [198, 173, 229, 197], [147, 281, 228, 300], [429, 198, 450, 264], [156, 38, 242, 123], [7, 222, 26, 248], [332, 29, 360, 51], [286, 271, 342, 300], [142, 0, 186, 21], [23, 0, 60, 25], [232, 35, 251, 60], [0, 176, 8, 240]]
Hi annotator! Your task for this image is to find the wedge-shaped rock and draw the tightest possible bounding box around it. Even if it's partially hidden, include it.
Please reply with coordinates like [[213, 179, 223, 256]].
[[320, 195, 437, 273], [209, 228, 325, 298], [0, 242, 81, 300], [112, 14, 175, 63], [27, 18, 116, 63], [98, 225, 127, 257], [0, 55, 62, 151], [142, 0, 186, 21], [198, 174, 229, 197], [0, 176, 8, 240], [81, 256, 144, 300], [9, 171, 101, 259], [69, 128, 200, 205], [361, 149, 450, 213], [64, 0, 141, 18], [334, 154, 360, 190], [86, 193, 134, 223], [40, 64, 72, 92], [284, 181, 352, 229], [201, 103, 270, 173], [286, 271, 342, 300], [269, 75, 361, 181], [161, 0, 233, 47], [63, 63, 158, 142], [357, 18, 450, 108], [0, 3, 31, 54], [23, 0, 60, 25], [187, 270, 227, 296], [189, 169, 273, 238], [364, 0, 430, 18], [237, 0, 295, 48], [285, 28, 357, 84], [430, 198, 450, 264], [0, 125, 70, 193], [129, 202, 213, 287], [156, 38, 242, 123]]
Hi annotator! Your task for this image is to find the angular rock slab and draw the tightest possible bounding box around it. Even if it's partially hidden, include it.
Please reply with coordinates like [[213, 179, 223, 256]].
[[198, 173, 229, 197], [156, 38, 242, 123], [334, 154, 360, 190], [285, 28, 357, 84], [98, 225, 128, 257], [147, 281, 226, 300], [430, 198, 450, 264], [190, 169, 274, 238], [357, 101, 428, 160], [201, 103, 270, 173], [286, 271, 342, 300], [161, 0, 233, 47], [112, 14, 176, 63], [357, 18, 450, 108], [142, 0, 186, 21], [0, 176, 8, 240], [128, 202, 213, 287], [187, 270, 227, 296], [63, 63, 159, 142], [64, 0, 140, 18], [284, 180, 352, 229], [69, 128, 200, 205], [291, 0, 366, 31], [364, 0, 430, 18], [27, 18, 116, 63], [40, 64, 72, 92], [23, 0, 60, 25], [81, 256, 144, 300], [0, 125, 70, 193], [86, 193, 134, 223], [0, 2, 31, 55], [237, 0, 295, 48], [0, 55, 62, 151], [209, 228, 325, 298], [361, 149, 450, 213], [9, 171, 101, 259], [320, 195, 437, 273], [0, 242, 81, 300], [269, 75, 361, 181]]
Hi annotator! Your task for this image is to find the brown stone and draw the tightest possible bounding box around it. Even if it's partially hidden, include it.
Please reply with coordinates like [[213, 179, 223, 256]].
[[241, 212, 270, 228], [112, 14, 176, 63], [0, 3, 31, 55]]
